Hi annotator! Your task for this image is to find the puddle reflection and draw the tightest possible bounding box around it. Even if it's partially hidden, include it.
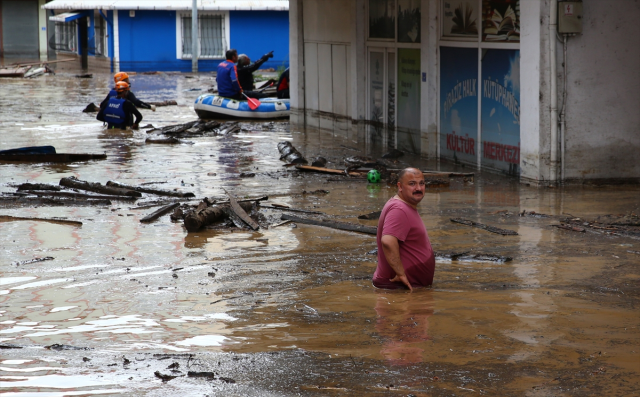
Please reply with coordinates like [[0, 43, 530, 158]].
[[374, 289, 434, 365]]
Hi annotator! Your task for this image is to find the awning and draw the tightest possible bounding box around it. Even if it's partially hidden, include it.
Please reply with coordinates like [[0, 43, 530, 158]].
[[43, 0, 289, 11], [49, 12, 85, 22]]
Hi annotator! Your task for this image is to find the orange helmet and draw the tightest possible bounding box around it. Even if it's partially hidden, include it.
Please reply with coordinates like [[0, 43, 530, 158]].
[[114, 72, 129, 83], [115, 81, 130, 92]]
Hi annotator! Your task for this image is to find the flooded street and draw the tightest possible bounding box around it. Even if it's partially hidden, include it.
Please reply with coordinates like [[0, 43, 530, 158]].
[[1, 73, 639, 396]]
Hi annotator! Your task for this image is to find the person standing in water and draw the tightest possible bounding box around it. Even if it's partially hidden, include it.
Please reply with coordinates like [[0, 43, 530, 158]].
[[373, 167, 435, 291], [97, 81, 143, 130], [102, 72, 156, 111]]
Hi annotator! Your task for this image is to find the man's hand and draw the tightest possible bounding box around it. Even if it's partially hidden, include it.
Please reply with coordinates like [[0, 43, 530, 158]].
[[150, 105, 156, 112], [390, 274, 413, 291], [265, 51, 274, 59], [380, 235, 413, 292]]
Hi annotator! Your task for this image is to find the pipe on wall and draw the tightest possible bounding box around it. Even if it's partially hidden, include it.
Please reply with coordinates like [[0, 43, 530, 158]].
[[560, 34, 568, 181], [549, 0, 558, 183]]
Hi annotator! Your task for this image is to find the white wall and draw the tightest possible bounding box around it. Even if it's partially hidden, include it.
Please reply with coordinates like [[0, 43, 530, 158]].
[[300, 0, 354, 135], [561, 0, 640, 181]]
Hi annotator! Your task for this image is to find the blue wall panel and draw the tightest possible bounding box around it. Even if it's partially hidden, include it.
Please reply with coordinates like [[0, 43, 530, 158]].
[[110, 10, 288, 72], [117, 10, 178, 71], [229, 11, 289, 70]]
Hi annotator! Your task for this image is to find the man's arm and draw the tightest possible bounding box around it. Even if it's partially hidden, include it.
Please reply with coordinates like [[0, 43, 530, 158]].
[[126, 101, 143, 127], [99, 93, 110, 109], [380, 234, 413, 291], [127, 91, 152, 110], [238, 51, 273, 74]]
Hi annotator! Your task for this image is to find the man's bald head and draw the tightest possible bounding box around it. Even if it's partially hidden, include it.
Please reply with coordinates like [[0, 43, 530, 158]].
[[397, 167, 423, 183], [396, 167, 425, 208]]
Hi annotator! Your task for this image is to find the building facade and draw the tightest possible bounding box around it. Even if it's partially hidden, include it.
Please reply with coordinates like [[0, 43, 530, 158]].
[[289, 0, 640, 184], [43, 0, 289, 73], [0, 0, 50, 61]]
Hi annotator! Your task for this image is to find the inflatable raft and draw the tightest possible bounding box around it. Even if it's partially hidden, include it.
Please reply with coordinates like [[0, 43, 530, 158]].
[[194, 94, 290, 119]]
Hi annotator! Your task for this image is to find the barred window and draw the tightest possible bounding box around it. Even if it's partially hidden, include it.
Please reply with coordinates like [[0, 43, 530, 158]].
[[94, 15, 107, 57], [53, 20, 78, 53], [181, 14, 227, 59]]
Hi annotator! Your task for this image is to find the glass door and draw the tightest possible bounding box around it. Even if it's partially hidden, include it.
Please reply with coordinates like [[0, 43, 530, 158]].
[[368, 47, 396, 151]]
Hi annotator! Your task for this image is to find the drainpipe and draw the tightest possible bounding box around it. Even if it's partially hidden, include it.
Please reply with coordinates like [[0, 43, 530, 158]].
[[549, 0, 558, 184], [113, 10, 120, 73], [560, 34, 568, 182]]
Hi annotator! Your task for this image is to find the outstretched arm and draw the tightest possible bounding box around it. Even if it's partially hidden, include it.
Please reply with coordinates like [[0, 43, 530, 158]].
[[127, 91, 151, 109], [380, 235, 413, 291]]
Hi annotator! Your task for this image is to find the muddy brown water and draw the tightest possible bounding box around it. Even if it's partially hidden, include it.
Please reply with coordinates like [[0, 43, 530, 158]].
[[1, 73, 639, 396]]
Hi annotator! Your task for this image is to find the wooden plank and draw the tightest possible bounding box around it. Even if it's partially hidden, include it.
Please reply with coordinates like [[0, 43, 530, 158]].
[[0, 197, 111, 207], [60, 177, 141, 197], [261, 205, 325, 215], [0, 153, 106, 163], [295, 165, 360, 176], [140, 203, 180, 223], [20, 190, 136, 201], [0, 215, 82, 227], [281, 214, 377, 235], [223, 189, 259, 231], [358, 210, 381, 220], [106, 181, 195, 198], [450, 218, 518, 236]]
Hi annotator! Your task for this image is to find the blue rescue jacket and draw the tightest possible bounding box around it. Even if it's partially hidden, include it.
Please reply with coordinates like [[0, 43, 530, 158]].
[[104, 97, 127, 126], [216, 61, 242, 98], [107, 89, 117, 99]]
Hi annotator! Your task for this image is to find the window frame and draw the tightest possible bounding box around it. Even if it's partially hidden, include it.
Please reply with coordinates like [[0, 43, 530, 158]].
[[175, 11, 230, 60], [54, 20, 79, 54], [94, 12, 108, 57]]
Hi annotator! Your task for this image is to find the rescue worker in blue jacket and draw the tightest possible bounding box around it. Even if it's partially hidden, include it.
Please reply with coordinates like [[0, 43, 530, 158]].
[[101, 72, 156, 111], [216, 49, 243, 100], [97, 81, 143, 130]]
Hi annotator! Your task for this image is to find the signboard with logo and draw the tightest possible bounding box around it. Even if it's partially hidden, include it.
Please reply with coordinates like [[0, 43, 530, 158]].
[[440, 47, 478, 164]]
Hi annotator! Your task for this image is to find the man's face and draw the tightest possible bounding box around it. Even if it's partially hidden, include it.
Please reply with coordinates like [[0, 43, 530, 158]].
[[397, 169, 425, 206], [232, 54, 239, 63]]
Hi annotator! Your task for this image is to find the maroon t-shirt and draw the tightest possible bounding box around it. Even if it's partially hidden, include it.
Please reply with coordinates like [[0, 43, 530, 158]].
[[373, 198, 435, 289]]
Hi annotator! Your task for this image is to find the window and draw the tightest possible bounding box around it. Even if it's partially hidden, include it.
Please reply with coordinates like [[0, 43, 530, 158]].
[[94, 14, 107, 57], [177, 12, 229, 59], [53, 20, 78, 53]]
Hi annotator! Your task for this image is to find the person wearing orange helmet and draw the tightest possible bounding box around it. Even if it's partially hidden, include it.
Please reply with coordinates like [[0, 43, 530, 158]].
[[102, 72, 156, 112], [97, 81, 143, 130]]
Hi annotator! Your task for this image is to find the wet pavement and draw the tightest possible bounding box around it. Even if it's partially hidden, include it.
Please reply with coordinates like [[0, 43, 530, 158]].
[[1, 73, 639, 396]]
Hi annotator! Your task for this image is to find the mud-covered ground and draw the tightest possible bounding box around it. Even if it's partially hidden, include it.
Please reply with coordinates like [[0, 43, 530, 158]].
[[1, 73, 639, 396]]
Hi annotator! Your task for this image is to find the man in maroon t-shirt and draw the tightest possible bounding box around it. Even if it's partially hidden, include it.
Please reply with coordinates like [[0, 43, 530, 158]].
[[373, 167, 435, 291]]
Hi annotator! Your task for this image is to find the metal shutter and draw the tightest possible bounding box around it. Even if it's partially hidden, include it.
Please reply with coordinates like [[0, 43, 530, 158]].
[[1, 0, 38, 57]]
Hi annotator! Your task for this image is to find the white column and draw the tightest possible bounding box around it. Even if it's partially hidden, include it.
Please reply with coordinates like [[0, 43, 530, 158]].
[[421, 0, 438, 159], [351, 0, 367, 143], [289, 0, 305, 127], [519, 0, 545, 184], [38, 0, 47, 61], [192, 0, 198, 73], [113, 10, 120, 73]]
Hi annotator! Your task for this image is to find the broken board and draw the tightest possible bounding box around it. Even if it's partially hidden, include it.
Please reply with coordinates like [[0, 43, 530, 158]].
[[223, 189, 259, 230]]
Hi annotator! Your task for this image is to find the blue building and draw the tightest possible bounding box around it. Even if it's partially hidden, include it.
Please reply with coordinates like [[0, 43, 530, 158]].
[[42, 0, 289, 73]]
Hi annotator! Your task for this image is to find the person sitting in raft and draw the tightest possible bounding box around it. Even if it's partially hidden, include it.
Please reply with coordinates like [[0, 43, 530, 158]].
[[97, 81, 143, 130], [276, 67, 290, 99], [102, 72, 156, 111], [237, 51, 275, 99], [216, 49, 244, 100], [373, 167, 435, 291]]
